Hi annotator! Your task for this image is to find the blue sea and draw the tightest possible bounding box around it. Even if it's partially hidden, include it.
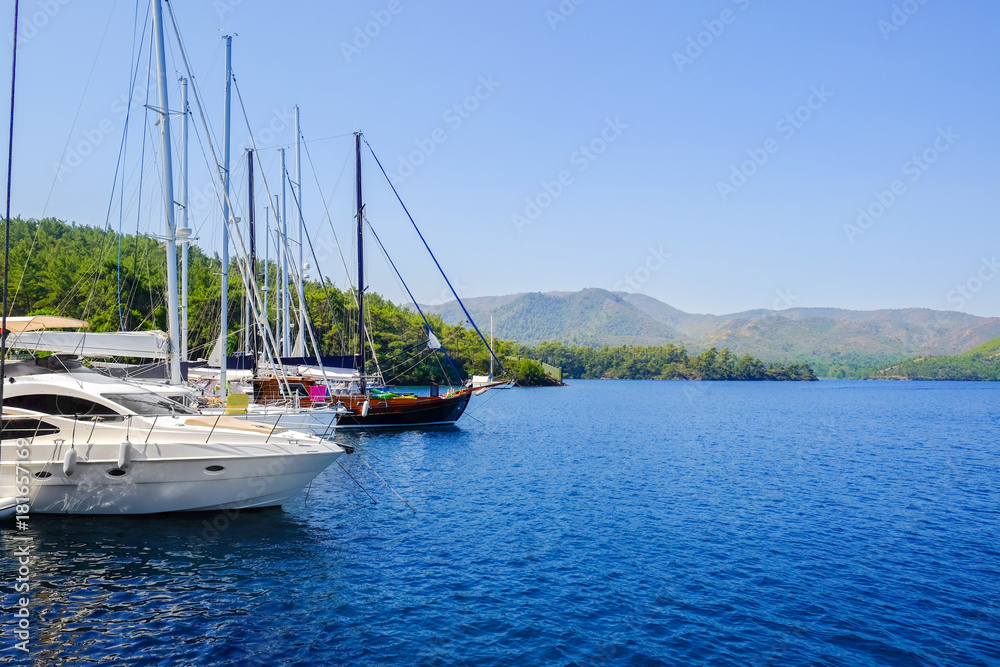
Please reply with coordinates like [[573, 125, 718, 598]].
[[3, 380, 999, 665]]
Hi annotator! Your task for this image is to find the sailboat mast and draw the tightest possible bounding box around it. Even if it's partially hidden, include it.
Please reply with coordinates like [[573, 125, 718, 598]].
[[248, 148, 257, 375], [274, 193, 282, 350], [1, 0, 19, 408], [179, 75, 189, 363], [355, 132, 366, 391], [263, 203, 269, 337], [151, 0, 181, 386], [281, 148, 289, 354], [295, 105, 305, 354], [219, 34, 232, 397]]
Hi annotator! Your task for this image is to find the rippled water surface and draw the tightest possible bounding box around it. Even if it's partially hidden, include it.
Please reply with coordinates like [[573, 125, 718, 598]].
[[3, 380, 999, 665]]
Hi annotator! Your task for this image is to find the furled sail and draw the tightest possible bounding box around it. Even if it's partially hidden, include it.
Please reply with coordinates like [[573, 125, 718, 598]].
[[8, 330, 170, 359]]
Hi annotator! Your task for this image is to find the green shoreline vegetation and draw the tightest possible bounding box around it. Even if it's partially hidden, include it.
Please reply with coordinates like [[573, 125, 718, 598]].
[[526, 342, 817, 381], [5, 217, 817, 385], [857, 336, 1000, 381]]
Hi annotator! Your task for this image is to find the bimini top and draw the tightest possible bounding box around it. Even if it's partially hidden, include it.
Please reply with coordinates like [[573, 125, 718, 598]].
[[0, 316, 88, 333]]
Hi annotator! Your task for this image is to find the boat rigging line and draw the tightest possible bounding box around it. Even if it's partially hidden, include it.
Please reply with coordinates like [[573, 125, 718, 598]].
[[39, 0, 119, 218], [1, 0, 20, 408], [227, 73, 338, 381], [336, 459, 378, 505], [109, 0, 150, 330], [364, 219, 463, 383], [362, 136, 505, 375], [162, 5, 299, 396], [301, 134, 353, 295], [9, 2, 120, 320], [357, 454, 417, 514]]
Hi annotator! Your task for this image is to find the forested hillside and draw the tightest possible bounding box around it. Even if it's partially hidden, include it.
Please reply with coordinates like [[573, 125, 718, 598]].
[[530, 341, 816, 381], [859, 336, 1000, 380], [3, 217, 815, 384], [2, 217, 505, 385], [425, 290, 1000, 377]]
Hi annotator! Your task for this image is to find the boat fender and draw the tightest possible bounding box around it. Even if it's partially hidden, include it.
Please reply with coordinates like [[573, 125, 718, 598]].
[[361, 400, 370, 418], [118, 442, 132, 469], [63, 449, 78, 477]]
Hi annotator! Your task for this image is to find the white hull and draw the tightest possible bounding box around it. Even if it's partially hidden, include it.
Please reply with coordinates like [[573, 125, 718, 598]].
[[1, 363, 348, 515], [7, 448, 340, 514], [2, 433, 343, 514]]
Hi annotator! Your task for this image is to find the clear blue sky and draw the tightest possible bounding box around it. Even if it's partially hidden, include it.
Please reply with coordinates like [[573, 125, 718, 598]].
[[2, 0, 998, 316]]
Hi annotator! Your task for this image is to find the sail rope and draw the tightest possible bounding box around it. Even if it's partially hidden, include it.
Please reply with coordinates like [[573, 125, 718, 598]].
[[364, 219, 463, 382], [163, 6, 296, 399], [301, 135, 353, 302], [281, 146, 347, 355], [117, 0, 149, 329], [37, 0, 119, 217], [362, 136, 505, 375], [1, 0, 19, 398], [10, 2, 121, 317]]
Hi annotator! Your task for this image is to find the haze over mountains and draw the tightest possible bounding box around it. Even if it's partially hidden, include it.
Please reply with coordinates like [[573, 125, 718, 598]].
[[420, 289, 1000, 376]]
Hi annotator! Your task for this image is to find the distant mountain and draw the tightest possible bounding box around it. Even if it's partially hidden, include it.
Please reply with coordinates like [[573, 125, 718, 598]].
[[861, 336, 1000, 380], [420, 289, 1000, 377], [423, 288, 688, 348]]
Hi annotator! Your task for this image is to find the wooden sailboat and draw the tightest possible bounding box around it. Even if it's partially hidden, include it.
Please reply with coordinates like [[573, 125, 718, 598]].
[[320, 133, 480, 428]]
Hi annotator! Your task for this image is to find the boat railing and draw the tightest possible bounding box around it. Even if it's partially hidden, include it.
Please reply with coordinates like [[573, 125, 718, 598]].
[[0, 410, 326, 447]]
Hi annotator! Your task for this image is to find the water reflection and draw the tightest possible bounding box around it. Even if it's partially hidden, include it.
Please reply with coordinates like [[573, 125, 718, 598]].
[[1, 510, 340, 664]]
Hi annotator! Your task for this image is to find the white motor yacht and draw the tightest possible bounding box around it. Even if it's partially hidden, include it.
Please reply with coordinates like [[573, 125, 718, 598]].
[[0, 357, 346, 515]]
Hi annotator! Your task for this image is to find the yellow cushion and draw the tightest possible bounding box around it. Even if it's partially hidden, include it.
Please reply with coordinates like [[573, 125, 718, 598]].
[[224, 393, 250, 415]]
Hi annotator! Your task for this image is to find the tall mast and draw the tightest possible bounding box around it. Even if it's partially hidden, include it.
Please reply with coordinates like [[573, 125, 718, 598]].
[[179, 75, 190, 362], [274, 193, 282, 351], [263, 203, 269, 339], [248, 148, 257, 375], [1, 0, 20, 408], [218, 34, 232, 396], [294, 105, 305, 354], [355, 132, 365, 390], [280, 148, 289, 354], [151, 0, 181, 385]]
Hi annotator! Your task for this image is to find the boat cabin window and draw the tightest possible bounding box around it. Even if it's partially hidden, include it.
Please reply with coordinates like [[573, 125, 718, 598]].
[[101, 393, 196, 416], [1, 418, 61, 441], [3, 393, 123, 420]]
